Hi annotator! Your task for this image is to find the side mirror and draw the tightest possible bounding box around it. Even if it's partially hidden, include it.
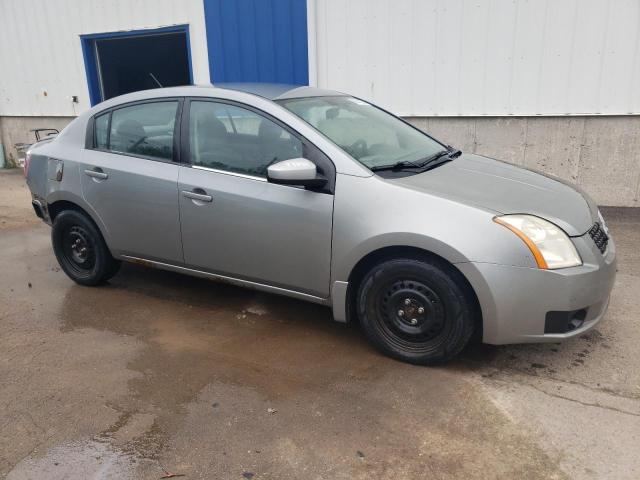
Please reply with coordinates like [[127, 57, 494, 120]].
[[267, 158, 327, 189]]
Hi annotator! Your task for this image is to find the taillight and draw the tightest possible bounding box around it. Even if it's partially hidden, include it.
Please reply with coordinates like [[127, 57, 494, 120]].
[[24, 151, 31, 177]]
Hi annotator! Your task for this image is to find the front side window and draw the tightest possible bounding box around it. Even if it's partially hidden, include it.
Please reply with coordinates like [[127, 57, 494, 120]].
[[189, 101, 303, 177], [277, 96, 444, 170], [103, 101, 178, 161]]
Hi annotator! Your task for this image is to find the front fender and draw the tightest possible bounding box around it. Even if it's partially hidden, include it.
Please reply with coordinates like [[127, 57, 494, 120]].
[[331, 231, 470, 284], [329, 172, 541, 323], [331, 174, 539, 285], [329, 232, 472, 323]]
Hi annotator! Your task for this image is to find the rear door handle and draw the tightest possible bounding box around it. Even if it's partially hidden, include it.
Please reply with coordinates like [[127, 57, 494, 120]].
[[84, 168, 108, 180], [182, 189, 213, 203]]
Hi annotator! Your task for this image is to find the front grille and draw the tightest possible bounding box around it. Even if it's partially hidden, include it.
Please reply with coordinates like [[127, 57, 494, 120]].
[[588, 222, 609, 254]]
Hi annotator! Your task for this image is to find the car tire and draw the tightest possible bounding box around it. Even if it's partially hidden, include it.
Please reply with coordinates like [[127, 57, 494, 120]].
[[356, 258, 475, 365], [51, 210, 120, 286]]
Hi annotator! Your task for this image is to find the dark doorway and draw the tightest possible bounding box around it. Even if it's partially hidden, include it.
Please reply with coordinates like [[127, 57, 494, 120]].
[[81, 26, 193, 105]]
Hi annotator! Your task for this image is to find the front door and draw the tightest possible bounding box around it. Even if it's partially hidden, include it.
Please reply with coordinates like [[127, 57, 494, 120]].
[[80, 99, 183, 263], [178, 99, 334, 297]]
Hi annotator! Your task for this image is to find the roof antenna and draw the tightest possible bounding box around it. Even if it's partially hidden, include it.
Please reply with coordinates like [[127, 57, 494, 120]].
[[149, 73, 163, 88]]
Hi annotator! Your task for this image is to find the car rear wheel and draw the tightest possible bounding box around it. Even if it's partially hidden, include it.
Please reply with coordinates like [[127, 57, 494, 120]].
[[356, 258, 475, 364], [51, 210, 120, 286]]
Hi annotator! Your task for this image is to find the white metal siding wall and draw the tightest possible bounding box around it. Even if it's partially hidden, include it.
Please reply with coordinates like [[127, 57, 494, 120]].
[[0, 0, 210, 117], [315, 0, 640, 116]]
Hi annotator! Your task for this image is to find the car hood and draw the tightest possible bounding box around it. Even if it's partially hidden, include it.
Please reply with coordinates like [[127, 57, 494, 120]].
[[392, 153, 596, 236]]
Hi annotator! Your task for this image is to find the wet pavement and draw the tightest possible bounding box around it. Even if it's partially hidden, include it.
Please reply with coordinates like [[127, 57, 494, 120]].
[[1, 169, 639, 479]]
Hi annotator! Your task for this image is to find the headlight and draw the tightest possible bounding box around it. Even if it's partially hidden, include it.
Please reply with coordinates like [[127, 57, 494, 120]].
[[597, 209, 609, 235], [494, 214, 582, 269]]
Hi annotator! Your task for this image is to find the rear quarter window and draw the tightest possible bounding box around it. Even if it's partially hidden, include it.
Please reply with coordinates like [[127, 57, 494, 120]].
[[94, 113, 109, 149]]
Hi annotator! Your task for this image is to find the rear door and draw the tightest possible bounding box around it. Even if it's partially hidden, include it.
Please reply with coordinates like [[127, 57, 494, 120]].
[[80, 99, 183, 263], [177, 99, 334, 297]]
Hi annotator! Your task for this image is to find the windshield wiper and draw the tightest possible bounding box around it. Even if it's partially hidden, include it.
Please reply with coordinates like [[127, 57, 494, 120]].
[[371, 149, 462, 173], [370, 160, 423, 172], [447, 148, 462, 158], [417, 148, 462, 167]]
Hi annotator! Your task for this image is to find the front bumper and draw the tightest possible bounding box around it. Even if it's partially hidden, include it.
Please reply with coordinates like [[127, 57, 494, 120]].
[[457, 233, 617, 345]]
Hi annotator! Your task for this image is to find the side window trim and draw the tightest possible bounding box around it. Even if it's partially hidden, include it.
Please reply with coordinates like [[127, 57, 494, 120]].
[[181, 97, 336, 193], [105, 111, 112, 149], [86, 97, 185, 164], [94, 111, 112, 150], [192, 164, 267, 182]]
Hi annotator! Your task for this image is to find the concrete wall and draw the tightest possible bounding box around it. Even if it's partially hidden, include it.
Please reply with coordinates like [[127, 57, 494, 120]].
[[0, 117, 75, 167], [1, 114, 639, 207], [406, 116, 640, 208]]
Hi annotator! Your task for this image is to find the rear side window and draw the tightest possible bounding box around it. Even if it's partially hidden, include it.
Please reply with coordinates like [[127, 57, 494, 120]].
[[96, 101, 178, 161]]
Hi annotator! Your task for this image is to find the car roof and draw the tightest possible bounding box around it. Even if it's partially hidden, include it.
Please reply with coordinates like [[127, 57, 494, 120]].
[[213, 83, 347, 100], [90, 83, 347, 114]]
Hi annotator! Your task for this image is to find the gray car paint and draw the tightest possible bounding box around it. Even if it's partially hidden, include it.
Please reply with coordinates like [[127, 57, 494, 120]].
[[80, 149, 183, 263], [178, 165, 333, 297], [26, 84, 616, 346], [392, 154, 595, 236]]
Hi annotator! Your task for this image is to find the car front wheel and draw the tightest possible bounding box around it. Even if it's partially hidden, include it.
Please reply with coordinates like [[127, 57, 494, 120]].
[[51, 210, 120, 286], [357, 258, 475, 365]]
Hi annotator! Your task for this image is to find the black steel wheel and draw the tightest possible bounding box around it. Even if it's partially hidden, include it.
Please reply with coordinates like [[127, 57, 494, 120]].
[[52, 209, 120, 286], [61, 225, 96, 275], [357, 258, 475, 364]]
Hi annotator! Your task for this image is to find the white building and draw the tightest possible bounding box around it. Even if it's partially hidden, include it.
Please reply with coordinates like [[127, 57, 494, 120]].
[[1, 0, 639, 206]]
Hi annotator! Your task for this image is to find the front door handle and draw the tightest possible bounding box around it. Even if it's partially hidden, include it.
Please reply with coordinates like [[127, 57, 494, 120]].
[[84, 168, 108, 180], [182, 189, 213, 203]]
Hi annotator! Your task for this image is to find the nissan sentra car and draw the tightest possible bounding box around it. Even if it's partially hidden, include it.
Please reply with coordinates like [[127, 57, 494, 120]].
[[24, 83, 616, 364]]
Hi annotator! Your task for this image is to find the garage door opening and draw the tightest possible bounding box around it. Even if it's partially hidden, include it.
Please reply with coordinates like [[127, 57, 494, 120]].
[[81, 25, 193, 105]]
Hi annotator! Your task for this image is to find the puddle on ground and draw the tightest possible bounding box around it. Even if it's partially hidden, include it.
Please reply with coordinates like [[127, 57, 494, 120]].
[[6, 440, 136, 480]]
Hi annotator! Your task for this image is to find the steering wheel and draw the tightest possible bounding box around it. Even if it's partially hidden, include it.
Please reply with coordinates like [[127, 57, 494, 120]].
[[347, 139, 367, 158]]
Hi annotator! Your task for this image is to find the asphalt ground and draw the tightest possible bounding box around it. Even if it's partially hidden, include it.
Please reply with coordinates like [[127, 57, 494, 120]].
[[1, 169, 639, 479]]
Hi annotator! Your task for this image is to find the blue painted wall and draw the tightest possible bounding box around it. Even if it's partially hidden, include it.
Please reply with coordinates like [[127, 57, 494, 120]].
[[203, 0, 309, 85]]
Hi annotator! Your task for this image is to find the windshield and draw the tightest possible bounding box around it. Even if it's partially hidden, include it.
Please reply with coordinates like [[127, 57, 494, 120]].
[[277, 96, 445, 169]]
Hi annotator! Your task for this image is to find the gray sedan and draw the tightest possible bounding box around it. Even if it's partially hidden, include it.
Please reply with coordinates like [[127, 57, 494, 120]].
[[25, 83, 616, 364]]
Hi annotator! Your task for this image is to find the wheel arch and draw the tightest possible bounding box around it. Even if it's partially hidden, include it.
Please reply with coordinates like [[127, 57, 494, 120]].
[[49, 199, 89, 220], [47, 195, 112, 248], [343, 245, 483, 340]]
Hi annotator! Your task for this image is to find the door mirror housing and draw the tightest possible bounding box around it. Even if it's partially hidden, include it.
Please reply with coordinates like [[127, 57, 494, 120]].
[[267, 158, 327, 188]]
